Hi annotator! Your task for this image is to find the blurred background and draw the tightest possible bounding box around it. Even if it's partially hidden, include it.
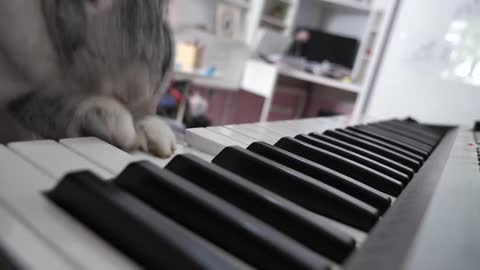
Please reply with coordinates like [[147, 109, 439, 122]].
[[161, 0, 480, 130]]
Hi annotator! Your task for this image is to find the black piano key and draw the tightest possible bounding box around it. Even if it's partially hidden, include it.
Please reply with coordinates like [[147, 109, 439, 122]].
[[311, 132, 414, 178], [339, 129, 425, 165], [368, 122, 437, 148], [352, 126, 432, 155], [295, 134, 410, 185], [324, 130, 421, 171], [46, 171, 250, 270], [380, 121, 441, 142], [165, 154, 355, 263], [390, 120, 443, 138], [275, 137, 403, 196], [400, 119, 446, 135], [370, 123, 437, 146], [247, 142, 391, 213], [115, 161, 330, 270], [0, 242, 24, 270], [360, 125, 434, 153], [347, 126, 430, 158], [212, 146, 380, 231]]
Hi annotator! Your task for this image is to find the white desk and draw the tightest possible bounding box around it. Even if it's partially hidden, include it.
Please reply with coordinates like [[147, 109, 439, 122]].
[[277, 66, 361, 94], [174, 61, 363, 124], [242, 60, 363, 122], [173, 70, 240, 124], [173, 71, 239, 91]]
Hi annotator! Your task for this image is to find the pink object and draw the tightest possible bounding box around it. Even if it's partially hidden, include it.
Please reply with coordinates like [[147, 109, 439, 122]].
[[295, 30, 311, 43]]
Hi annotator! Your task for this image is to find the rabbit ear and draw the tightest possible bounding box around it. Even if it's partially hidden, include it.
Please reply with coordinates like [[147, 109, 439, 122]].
[[43, 0, 87, 65]]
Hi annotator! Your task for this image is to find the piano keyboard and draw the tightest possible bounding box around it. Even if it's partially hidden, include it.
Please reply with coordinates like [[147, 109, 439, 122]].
[[0, 116, 477, 269]]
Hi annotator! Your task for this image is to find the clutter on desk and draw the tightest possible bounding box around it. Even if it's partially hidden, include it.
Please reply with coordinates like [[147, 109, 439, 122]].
[[264, 26, 359, 81], [174, 41, 219, 78], [157, 82, 185, 119], [175, 41, 204, 73], [306, 61, 352, 80], [174, 26, 251, 89], [184, 92, 211, 128], [271, 55, 353, 81], [253, 26, 355, 81], [158, 81, 212, 129], [188, 92, 209, 118]]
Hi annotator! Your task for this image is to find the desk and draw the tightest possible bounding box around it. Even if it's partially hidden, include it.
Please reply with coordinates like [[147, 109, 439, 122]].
[[174, 61, 363, 124], [173, 71, 235, 90], [173, 70, 239, 124], [244, 60, 362, 122], [277, 66, 361, 94]]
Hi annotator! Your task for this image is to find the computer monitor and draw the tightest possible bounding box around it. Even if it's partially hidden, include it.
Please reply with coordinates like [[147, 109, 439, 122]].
[[289, 27, 359, 69]]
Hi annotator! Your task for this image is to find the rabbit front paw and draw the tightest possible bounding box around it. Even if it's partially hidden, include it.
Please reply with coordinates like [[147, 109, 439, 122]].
[[135, 116, 177, 158]]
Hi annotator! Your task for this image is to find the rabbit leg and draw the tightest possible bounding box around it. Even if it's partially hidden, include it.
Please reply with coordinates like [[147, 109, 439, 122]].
[[67, 96, 138, 150], [8, 92, 137, 150]]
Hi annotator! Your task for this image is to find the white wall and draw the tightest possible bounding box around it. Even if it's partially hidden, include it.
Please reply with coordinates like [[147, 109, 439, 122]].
[[293, 0, 368, 40], [367, 0, 480, 126], [322, 11, 368, 40], [294, 0, 324, 29], [170, 0, 217, 32]]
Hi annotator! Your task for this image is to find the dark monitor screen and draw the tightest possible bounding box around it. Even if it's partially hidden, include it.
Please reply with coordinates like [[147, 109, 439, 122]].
[[289, 28, 359, 69]]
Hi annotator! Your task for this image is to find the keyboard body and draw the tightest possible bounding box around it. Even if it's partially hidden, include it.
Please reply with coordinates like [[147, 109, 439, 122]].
[[0, 116, 478, 269]]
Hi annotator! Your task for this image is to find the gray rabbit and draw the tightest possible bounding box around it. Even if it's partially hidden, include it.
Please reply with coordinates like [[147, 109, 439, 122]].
[[0, 0, 176, 157]]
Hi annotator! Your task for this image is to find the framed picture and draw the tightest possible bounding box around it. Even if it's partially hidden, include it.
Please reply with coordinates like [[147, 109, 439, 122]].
[[216, 3, 242, 40]]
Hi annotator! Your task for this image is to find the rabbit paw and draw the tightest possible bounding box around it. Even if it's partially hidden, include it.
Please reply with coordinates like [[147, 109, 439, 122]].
[[135, 116, 177, 158], [68, 96, 137, 150]]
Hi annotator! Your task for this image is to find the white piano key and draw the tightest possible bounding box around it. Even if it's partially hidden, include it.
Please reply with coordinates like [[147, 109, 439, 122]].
[[207, 126, 257, 145], [254, 120, 300, 137], [133, 144, 214, 168], [325, 115, 351, 126], [225, 125, 278, 145], [256, 118, 339, 137], [0, 199, 73, 269], [356, 115, 379, 124], [8, 140, 112, 179], [61, 137, 214, 175], [286, 118, 336, 132], [0, 146, 139, 269], [255, 119, 310, 135], [186, 128, 247, 156], [252, 122, 298, 138], [323, 116, 350, 125], [242, 124, 285, 141], [60, 137, 138, 176]]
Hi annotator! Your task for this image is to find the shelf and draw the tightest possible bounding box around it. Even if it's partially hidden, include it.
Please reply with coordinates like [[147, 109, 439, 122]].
[[278, 66, 361, 93], [275, 0, 293, 5], [261, 16, 287, 29], [218, 0, 250, 9], [315, 0, 371, 12]]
